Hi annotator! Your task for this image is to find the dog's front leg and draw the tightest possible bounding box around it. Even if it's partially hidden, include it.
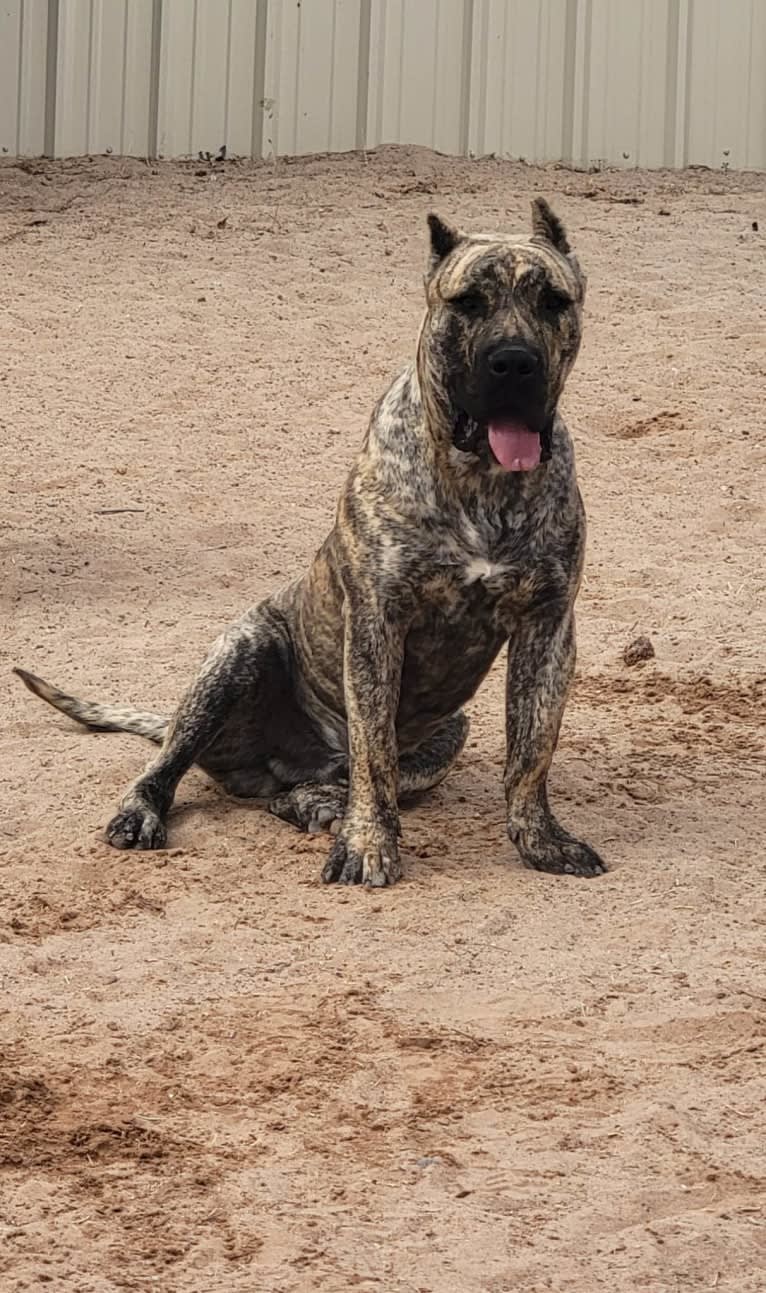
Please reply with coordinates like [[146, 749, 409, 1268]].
[[321, 587, 404, 887], [504, 608, 606, 878]]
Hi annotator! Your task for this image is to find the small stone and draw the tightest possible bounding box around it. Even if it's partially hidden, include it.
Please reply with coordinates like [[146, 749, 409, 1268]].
[[623, 635, 655, 667]]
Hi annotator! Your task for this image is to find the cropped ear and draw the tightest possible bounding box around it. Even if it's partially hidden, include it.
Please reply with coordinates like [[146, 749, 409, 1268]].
[[531, 197, 571, 255], [427, 212, 461, 271]]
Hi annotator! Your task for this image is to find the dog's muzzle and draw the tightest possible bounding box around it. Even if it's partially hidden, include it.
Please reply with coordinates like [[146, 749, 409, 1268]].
[[451, 337, 553, 472]]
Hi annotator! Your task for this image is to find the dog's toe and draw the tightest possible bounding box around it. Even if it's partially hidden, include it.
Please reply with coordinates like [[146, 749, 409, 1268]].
[[271, 784, 347, 834], [322, 835, 400, 886], [523, 839, 607, 878], [106, 808, 167, 851]]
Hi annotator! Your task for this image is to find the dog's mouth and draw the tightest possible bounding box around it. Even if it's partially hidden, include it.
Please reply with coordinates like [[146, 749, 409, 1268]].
[[452, 411, 551, 471], [486, 419, 541, 472]]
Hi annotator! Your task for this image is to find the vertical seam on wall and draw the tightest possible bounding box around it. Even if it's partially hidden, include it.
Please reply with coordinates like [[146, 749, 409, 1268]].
[[476, 0, 489, 157], [663, 0, 680, 167], [743, 0, 754, 164], [534, 2, 544, 160], [499, 2, 508, 157], [189, 0, 199, 156], [251, 0, 268, 158], [44, 0, 59, 156], [148, 0, 162, 158], [635, 0, 645, 165], [328, 0, 338, 152], [579, 0, 592, 167], [16, 0, 25, 155], [430, 3, 440, 151], [561, 0, 577, 164], [711, 0, 719, 162], [375, 0, 387, 147], [458, 0, 473, 156], [682, 0, 693, 167], [120, 0, 129, 154], [85, 0, 95, 154], [223, 0, 233, 151], [355, 0, 371, 150], [396, 2, 405, 141], [293, 0, 302, 157]]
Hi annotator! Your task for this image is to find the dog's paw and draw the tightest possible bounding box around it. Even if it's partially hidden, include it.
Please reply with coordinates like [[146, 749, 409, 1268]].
[[269, 783, 347, 835], [106, 807, 167, 851], [509, 825, 606, 878], [321, 832, 401, 887]]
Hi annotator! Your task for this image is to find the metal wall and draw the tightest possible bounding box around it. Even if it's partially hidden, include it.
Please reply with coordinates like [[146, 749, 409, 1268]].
[[2, 0, 765, 169]]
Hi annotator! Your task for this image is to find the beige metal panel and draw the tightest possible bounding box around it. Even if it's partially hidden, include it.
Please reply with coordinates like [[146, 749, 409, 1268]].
[[51, 0, 154, 157], [467, 0, 569, 162], [365, 0, 468, 154], [325, 0, 365, 152], [685, 0, 766, 170], [0, 0, 23, 156], [224, 0, 261, 156], [157, 0, 198, 157], [262, 0, 363, 157], [261, 0, 301, 155], [0, 0, 48, 156], [86, 1, 126, 153], [159, 0, 266, 158], [578, 0, 676, 169], [53, 0, 93, 155], [88, 0, 153, 155], [119, 0, 156, 155], [189, 0, 230, 154], [743, 0, 766, 169]]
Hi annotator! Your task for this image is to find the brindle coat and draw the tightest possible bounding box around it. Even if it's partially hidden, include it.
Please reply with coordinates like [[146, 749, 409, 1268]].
[[15, 199, 606, 886]]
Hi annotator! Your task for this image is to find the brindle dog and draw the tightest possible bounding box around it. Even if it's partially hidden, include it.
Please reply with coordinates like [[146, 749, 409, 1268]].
[[15, 199, 606, 887]]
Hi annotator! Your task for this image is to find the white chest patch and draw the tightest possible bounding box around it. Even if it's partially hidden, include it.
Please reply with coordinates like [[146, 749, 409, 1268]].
[[463, 557, 510, 585]]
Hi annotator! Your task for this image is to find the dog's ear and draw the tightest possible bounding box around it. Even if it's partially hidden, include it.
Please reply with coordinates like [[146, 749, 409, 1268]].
[[427, 213, 460, 270], [531, 198, 571, 255]]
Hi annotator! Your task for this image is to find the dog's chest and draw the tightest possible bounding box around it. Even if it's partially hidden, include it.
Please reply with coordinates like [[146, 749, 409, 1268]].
[[443, 514, 520, 594], [461, 553, 510, 587]]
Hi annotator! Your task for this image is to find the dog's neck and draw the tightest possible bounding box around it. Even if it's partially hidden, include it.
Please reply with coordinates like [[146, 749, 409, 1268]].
[[412, 345, 466, 471]]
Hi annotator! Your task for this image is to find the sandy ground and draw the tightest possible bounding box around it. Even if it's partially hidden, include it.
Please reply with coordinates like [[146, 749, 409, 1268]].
[[1, 146, 765, 1292]]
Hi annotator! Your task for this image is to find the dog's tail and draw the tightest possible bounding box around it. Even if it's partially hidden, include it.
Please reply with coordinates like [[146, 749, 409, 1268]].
[[13, 667, 169, 744]]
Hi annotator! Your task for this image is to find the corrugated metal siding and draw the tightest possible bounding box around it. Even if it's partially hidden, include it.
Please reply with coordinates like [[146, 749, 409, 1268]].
[[365, 0, 471, 154], [0, 0, 48, 157], [467, 0, 571, 162], [261, 0, 363, 156], [2, 0, 765, 169]]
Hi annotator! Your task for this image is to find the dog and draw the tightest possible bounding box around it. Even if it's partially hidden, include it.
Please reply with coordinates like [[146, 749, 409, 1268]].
[[15, 198, 606, 887]]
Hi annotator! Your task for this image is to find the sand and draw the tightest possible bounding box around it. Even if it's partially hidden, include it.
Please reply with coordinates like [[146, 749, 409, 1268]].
[[1, 146, 764, 1292]]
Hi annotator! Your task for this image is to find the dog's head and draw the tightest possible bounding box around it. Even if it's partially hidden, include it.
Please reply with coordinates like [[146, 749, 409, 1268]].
[[417, 199, 586, 472]]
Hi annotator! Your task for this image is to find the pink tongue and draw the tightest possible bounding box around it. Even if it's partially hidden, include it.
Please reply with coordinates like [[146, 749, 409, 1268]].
[[488, 420, 542, 472]]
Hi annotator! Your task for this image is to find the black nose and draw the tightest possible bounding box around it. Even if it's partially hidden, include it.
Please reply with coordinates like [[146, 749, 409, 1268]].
[[486, 343, 540, 382]]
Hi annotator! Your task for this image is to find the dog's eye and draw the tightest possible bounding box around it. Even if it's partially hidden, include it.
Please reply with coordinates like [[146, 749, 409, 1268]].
[[541, 286, 572, 317], [449, 291, 484, 317]]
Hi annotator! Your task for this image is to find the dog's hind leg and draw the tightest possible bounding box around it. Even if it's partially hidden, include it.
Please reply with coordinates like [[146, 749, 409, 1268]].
[[106, 603, 291, 851], [269, 710, 469, 835], [398, 710, 470, 797]]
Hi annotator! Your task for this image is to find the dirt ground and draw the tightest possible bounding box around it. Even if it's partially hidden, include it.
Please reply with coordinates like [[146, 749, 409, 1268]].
[[1, 146, 764, 1292]]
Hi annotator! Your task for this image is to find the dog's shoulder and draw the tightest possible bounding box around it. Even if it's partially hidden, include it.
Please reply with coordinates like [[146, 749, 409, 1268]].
[[364, 363, 425, 462]]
